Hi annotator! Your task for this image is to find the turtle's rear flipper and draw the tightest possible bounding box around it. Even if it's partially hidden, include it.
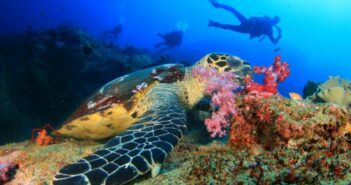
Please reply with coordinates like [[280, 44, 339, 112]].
[[53, 89, 186, 185]]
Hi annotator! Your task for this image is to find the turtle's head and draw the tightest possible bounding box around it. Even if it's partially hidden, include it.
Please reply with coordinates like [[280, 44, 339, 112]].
[[194, 53, 253, 84]]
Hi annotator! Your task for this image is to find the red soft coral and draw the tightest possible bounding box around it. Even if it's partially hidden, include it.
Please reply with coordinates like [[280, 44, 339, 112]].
[[229, 56, 292, 148], [244, 55, 290, 94]]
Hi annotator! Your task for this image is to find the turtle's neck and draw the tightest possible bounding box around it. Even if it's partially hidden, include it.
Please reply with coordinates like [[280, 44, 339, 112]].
[[176, 67, 206, 110]]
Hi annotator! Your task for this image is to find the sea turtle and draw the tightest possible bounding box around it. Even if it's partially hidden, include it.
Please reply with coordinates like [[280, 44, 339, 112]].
[[53, 53, 252, 185]]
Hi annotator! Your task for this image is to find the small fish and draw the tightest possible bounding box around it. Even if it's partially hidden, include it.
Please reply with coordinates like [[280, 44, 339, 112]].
[[274, 48, 282, 52], [289, 92, 303, 100]]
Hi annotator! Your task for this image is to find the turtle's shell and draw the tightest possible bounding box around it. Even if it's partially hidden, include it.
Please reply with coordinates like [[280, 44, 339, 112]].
[[57, 64, 185, 139]]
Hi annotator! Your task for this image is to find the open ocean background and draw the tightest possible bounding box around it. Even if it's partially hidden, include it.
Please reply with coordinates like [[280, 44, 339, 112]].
[[2, 0, 351, 95]]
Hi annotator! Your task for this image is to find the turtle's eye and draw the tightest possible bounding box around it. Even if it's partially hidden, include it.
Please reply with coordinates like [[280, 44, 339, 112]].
[[226, 57, 241, 68]]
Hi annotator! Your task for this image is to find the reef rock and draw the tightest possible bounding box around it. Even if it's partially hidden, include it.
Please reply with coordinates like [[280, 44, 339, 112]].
[[307, 76, 351, 113]]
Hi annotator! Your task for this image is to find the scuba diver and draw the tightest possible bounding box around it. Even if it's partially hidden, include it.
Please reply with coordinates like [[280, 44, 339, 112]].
[[208, 0, 282, 44], [155, 30, 184, 53], [102, 24, 122, 46]]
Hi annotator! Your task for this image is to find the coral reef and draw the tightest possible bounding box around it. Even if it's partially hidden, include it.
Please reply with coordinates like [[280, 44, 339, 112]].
[[183, 92, 351, 184], [187, 130, 351, 184], [1, 96, 351, 184], [0, 139, 101, 184], [173, 56, 351, 184], [230, 95, 350, 148], [307, 76, 351, 113]]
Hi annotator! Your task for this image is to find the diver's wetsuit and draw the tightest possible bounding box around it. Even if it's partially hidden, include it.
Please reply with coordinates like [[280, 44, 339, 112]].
[[208, 0, 282, 44], [155, 30, 183, 53]]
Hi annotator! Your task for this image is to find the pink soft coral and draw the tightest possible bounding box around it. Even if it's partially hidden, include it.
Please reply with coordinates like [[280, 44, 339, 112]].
[[192, 66, 239, 137]]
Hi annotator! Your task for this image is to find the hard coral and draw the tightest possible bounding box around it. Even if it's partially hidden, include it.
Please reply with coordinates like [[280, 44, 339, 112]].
[[307, 76, 351, 113]]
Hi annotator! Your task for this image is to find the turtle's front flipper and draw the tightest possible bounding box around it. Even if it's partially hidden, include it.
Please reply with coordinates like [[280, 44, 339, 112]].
[[53, 87, 186, 185]]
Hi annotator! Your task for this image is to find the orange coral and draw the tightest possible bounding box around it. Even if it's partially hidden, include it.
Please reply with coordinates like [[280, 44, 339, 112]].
[[31, 124, 56, 146]]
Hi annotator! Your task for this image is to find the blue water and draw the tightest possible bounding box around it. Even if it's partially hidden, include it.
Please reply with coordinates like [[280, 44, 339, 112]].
[[1, 0, 351, 95]]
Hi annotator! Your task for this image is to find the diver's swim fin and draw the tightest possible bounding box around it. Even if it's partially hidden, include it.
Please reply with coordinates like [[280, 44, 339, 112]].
[[209, 0, 220, 8], [208, 20, 215, 27]]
